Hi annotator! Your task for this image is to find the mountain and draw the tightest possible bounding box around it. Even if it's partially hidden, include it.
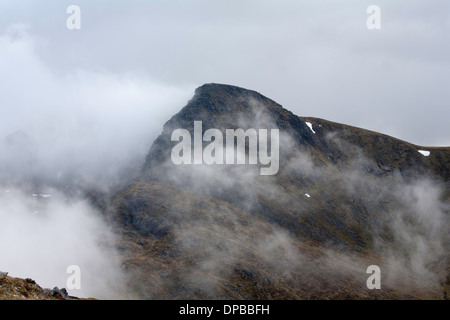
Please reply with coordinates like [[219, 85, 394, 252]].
[[99, 83, 449, 299]]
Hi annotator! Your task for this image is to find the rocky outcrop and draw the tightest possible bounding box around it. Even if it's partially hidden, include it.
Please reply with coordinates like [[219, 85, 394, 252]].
[[0, 274, 88, 300]]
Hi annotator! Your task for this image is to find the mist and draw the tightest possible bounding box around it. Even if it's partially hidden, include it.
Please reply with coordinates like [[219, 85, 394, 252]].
[[0, 187, 135, 299], [132, 97, 449, 298], [0, 1, 448, 299], [0, 24, 194, 188], [0, 24, 193, 298]]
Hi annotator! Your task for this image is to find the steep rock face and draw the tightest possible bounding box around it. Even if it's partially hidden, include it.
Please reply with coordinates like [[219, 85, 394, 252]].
[[136, 83, 448, 246], [144, 83, 449, 183], [106, 83, 450, 299], [143, 83, 316, 173]]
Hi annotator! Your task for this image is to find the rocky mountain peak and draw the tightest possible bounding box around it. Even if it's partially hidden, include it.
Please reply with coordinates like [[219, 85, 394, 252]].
[[106, 84, 450, 300], [143, 83, 316, 172]]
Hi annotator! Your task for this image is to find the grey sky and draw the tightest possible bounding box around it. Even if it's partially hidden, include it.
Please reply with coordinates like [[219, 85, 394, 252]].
[[1, 0, 449, 149]]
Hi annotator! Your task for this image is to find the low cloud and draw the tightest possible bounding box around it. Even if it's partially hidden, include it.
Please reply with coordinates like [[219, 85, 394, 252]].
[[0, 187, 133, 299], [0, 24, 193, 298], [0, 24, 194, 188]]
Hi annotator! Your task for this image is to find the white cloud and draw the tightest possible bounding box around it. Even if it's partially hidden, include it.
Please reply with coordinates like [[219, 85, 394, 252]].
[[0, 187, 131, 299], [0, 24, 194, 186], [1, 1, 449, 146]]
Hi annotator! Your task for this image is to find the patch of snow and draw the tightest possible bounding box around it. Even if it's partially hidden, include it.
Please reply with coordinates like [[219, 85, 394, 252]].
[[32, 193, 52, 198], [418, 150, 430, 157], [305, 121, 315, 134], [304, 193, 311, 198]]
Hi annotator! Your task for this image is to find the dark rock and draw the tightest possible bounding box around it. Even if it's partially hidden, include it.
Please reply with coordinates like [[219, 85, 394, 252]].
[[50, 287, 70, 299], [25, 278, 36, 284]]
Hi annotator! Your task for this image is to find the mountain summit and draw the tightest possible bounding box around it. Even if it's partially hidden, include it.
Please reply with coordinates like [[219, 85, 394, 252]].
[[143, 83, 316, 173], [105, 84, 449, 299]]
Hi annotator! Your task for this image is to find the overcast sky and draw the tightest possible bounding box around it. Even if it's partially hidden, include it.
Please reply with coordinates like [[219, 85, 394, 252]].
[[1, 0, 449, 148]]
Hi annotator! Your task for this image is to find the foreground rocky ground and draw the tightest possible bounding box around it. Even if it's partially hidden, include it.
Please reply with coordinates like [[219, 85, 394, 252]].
[[0, 273, 91, 300]]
